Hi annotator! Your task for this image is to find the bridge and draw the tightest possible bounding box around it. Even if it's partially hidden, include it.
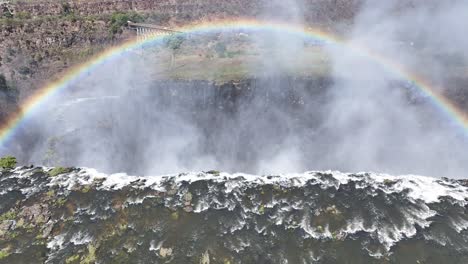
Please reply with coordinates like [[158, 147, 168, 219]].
[[127, 21, 182, 40]]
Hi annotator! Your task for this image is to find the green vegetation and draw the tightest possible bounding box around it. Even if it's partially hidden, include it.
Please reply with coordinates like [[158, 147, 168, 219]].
[[81, 244, 97, 264], [0, 156, 17, 169], [109, 11, 143, 36], [383, 179, 394, 185], [83, 185, 92, 193], [48, 167, 72, 177], [258, 204, 265, 214], [0, 210, 17, 221], [164, 34, 186, 52], [46, 189, 55, 198], [206, 170, 220, 176], [164, 34, 186, 67], [170, 211, 179, 221], [65, 254, 81, 264], [54, 197, 67, 207], [0, 249, 10, 260]]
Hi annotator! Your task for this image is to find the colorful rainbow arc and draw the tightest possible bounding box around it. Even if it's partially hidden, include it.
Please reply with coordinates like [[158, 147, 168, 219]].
[[1, 19, 467, 149]]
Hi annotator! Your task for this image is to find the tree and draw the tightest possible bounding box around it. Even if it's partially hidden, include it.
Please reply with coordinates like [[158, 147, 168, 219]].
[[0, 74, 7, 91], [164, 34, 186, 67], [0, 156, 17, 169], [109, 12, 144, 36], [0, 74, 18, 103]]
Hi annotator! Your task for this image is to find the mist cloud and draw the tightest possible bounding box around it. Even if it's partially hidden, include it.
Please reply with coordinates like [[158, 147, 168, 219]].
[[2, 0, 468, 178]]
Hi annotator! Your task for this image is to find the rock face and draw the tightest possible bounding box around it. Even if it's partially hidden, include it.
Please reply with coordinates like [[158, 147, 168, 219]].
[[9, 0, 362, 22], [1, 166, 468, 263], [0, 14, 123, 100]]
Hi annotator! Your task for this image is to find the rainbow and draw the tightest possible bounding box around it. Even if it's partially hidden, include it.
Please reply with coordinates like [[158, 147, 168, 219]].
[[1, 18, 467, 149]]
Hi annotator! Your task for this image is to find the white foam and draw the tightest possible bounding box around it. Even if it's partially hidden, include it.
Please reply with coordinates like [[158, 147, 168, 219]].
[[43, 168, 468, 206], [70, 231, 92, 245], [450, 216, 468, 233], [47, 233, 66, 251]]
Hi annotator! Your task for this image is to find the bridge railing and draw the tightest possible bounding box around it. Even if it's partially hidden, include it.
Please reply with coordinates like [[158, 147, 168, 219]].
[[127, 21, 184, 41]]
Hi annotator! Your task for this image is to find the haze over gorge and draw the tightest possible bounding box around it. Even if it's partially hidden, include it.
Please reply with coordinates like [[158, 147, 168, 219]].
[[0, 0, 467, 263]]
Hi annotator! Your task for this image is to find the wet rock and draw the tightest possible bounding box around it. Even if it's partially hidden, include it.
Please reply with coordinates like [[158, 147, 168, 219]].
[[183, 206, 193, 213], [184, 192, 193, 202], [167, 185, 178, 196], [42, 221, 54, 238], [19, 204, 51, 224], [325, 205, 341, 215], [334, 232, 347, 241], [459, 179, 468, 187], [160, 247, 173, 258], [16, 218, 25, 228]]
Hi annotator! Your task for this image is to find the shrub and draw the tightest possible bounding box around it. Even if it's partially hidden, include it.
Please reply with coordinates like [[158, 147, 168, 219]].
[[17, 66, 31, 75], [61, 2, 72, 16], [0, 156, 17, 169]]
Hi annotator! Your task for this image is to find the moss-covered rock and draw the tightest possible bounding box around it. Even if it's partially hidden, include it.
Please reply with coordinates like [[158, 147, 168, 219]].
[[206, 170, 220, 176], [81, 244, 97, 264], [65, 254, 81, 264], [170, 211, 179, 221], [48, 167, 72, 177]]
